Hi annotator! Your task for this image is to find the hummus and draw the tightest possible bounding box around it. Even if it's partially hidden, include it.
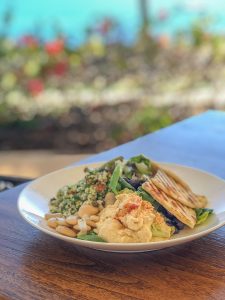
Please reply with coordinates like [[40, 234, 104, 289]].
[[96, 192, 155, 243]]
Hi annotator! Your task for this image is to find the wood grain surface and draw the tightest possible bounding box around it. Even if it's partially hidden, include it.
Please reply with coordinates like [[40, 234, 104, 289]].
[[1, 110, 225, 300]]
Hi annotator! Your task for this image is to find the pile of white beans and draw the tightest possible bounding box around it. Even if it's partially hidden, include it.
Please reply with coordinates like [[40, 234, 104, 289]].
[[45, 203, 100, 237]]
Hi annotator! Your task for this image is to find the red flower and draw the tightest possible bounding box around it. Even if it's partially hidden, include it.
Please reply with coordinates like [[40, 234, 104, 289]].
[[27, 79, 44, 96], [20, 35, 38, 48], [52, 61, 68, 76], [97, 19, 113, 35], [45, 39, 64, 55]]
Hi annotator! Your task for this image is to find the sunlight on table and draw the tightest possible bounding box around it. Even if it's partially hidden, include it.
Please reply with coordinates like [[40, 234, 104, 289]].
[[0, 151, 89, 178]]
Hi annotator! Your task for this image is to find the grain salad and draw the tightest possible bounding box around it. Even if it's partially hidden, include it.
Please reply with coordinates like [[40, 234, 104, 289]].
[[49, 168, 111, 217]]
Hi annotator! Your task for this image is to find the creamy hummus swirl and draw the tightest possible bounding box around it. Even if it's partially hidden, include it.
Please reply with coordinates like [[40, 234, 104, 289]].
[[96, 192, 155, 243]]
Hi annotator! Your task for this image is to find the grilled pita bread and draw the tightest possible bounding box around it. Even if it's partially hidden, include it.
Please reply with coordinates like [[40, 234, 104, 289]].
[[151, 161, 191, 191], [142, 181, 197, 228], [151, 169, 207, 208]]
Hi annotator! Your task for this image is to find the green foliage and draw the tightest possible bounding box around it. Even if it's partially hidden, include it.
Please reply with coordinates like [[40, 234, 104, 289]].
[[190, 17, 211, 47], [127, 106, 173, 136], [0, 12, 224, 151]]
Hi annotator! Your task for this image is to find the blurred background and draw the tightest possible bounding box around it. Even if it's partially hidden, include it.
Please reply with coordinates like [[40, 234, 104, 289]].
[[1, 0, 225, 187]]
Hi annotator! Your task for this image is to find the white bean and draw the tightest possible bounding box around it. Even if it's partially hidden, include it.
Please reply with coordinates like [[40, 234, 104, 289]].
[[56, 218, 68, 226], [66, 215, 78, 225], [45, 213, 62, 220], [78, 204, 99, 218], [104, 192, 116, 206], [74, 219, 91, 233], [47, 218, 58, 229], [86, 220, 97, 228], [56, 225, 76, 237], [90, 215, 100, 222]]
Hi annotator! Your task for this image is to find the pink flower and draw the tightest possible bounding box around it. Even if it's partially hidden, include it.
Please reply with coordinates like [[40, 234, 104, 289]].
[[19, 35, 38, 47], [27, 79, 44, 96], [45, 39, 64, 55]]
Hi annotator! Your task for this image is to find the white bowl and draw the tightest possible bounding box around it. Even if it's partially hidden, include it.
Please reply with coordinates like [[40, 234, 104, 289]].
[[18, 162, 225, 252]]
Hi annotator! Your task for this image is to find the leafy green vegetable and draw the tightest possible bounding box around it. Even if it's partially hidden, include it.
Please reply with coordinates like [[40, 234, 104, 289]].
[[137, 187, 160, 210], [151, 222, 175, 238], [123, 165, 133, 179], [109, 162, 123, 193], [135, 162, 149, 174], [195, 208, 213, 225], [128, 154, 152, 175], [129, 154, 150, 165], [118, 177, 135, 191], [100, 156, 124, 171], [77, 232, 106, 243]]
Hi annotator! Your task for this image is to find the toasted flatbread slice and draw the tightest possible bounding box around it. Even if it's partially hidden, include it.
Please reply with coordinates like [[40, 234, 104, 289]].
[[151, 169, 207, 209], [151, 161, 191, 191], [142, 181, 196, 228]]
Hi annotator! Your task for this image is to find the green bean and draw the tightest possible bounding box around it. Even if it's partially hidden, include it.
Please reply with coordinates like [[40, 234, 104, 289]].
[[137, 187, 160, 210], [116, 182, 122, 191], [119, 177, 135, 191], [109, 162, 123, 193]]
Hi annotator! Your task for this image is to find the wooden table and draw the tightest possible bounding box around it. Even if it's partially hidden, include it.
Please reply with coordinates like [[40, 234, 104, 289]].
[[1, 110, 225, 300]]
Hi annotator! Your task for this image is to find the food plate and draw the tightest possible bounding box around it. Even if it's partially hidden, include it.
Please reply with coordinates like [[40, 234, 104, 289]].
[[18, 162, 225, 252]]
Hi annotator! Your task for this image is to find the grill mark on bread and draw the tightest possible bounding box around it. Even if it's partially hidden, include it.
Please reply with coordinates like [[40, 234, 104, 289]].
[[142, 181, 196, 228], [155, 170, 195, 203], [152, 169, 207, 208]]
